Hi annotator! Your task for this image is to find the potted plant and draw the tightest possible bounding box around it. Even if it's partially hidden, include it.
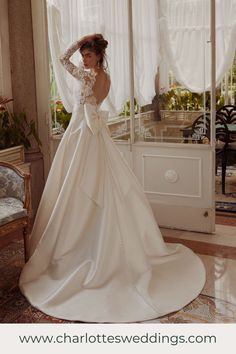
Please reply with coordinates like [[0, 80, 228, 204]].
[[119, 98, 139, 116], [158, 87, 225, 112], [0, 96, 42, 150], [51, 100, 72, 133]]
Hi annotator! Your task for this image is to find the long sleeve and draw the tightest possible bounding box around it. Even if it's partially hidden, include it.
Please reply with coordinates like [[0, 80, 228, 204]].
[[59, 40, 97, 93], [59, 40, 81, 79]]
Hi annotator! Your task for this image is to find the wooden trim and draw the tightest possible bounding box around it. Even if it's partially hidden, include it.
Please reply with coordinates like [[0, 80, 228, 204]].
[[0, 145, 25, 164], [0, 216, 30, 262], [0, 159, 27, 178], [0, 160, 32, 214], [0, 217, 28, 237]]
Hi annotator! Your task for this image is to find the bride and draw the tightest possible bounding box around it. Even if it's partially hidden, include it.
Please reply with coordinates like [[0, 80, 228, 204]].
[[19, 34, 205, 323]]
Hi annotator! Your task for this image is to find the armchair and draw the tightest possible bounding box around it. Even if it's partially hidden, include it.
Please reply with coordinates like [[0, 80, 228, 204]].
[[0, 160, 31, 262]]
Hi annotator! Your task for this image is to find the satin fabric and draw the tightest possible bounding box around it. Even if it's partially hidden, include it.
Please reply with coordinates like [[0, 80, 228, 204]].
[[19, 103, 206, 322]]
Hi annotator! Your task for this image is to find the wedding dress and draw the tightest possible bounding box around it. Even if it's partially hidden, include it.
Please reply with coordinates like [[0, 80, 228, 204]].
[[19, 40, 206, 323]]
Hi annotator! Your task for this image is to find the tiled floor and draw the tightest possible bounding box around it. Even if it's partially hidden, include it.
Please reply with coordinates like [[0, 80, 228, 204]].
[[215, 174, 236, 202], [1, 166, 236, 324], [0, 222, 236, 323], [163, 224, 236, 245], [162, 225, 236, 300]]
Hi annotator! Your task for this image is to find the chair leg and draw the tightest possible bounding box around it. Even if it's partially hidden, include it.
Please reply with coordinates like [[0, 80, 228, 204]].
[[23, 226, 29, 263], [221, 156, 227, 195]]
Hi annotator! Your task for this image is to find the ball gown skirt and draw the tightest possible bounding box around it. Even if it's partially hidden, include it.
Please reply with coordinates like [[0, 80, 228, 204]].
[[19, 102, 206, 323]]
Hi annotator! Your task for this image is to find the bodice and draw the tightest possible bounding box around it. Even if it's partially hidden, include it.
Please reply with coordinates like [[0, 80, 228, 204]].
[[59, 40, 111, 135]]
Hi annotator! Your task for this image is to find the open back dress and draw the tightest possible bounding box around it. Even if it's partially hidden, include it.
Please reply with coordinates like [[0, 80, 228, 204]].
[[19, 40, 206, 323]]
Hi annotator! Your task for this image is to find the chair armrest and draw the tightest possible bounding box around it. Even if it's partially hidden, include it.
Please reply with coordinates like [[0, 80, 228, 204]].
[[0, 160, 32, 215], [23, 172, 32, 214]]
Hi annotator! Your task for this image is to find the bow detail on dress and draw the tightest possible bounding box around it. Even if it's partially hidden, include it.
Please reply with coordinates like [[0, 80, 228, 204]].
[[84, 104, 110, 136]]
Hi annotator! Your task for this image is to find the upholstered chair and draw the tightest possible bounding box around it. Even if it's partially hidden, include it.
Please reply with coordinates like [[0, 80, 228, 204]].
[[0, 160, 31, 262]]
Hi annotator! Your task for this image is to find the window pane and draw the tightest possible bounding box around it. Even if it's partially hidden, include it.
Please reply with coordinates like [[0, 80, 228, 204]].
[[47, 0, 131, 142], [133, 0, 212, 144]]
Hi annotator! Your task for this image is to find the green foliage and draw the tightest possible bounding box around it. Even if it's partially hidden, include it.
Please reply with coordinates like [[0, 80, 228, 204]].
[[158, 88, 225, 111], [0, 110, 42, 150], [51, 100, 72, 130], [119, 98, 139, 116]]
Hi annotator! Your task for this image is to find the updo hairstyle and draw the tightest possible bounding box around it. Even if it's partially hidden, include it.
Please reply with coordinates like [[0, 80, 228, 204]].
[[80, 35, 108, 70]]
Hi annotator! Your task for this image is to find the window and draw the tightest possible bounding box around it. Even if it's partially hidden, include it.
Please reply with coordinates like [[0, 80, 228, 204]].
[[47, 0, 235, 145]]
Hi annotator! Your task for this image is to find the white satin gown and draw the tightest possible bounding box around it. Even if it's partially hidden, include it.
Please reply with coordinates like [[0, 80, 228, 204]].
[[19, 41, 206, 323]]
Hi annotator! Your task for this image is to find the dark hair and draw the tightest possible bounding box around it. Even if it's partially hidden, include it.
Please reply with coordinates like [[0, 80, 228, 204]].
[[80, 36, 108, 70]]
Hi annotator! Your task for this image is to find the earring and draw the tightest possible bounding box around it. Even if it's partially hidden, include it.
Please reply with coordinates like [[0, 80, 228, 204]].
[[96, 61, 101, 68]]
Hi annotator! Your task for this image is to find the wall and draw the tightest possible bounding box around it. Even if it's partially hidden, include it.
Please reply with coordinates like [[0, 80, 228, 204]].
[[0, 0, 12, 99], [7, 0, 45, 219]]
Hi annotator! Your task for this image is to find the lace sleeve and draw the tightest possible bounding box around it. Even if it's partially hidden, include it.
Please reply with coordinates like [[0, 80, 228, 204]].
[[59, 40, 95, 83], [59, 40, 81, 79], [59, 40, 97, 104]]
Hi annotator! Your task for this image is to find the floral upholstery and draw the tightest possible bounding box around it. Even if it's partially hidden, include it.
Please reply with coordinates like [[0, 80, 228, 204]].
[[0, 166, 25, 202], [0, 197, 27, 226], [0, 165, 27, 226], [0, 160, 31, 262]]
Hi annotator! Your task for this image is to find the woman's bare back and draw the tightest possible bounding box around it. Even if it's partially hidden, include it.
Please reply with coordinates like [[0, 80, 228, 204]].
[[93, 71, 110, 105]]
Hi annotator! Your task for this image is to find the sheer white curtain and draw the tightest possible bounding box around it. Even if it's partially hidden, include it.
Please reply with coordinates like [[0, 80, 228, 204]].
[[47, 0, 129, 114], [159, 0, 236, 93], [132, 0, 160, 106], [47, 0, 160, 114]]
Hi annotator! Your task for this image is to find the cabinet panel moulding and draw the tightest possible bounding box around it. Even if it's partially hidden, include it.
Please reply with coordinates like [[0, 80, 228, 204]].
[[141, 154, 202, 198]]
